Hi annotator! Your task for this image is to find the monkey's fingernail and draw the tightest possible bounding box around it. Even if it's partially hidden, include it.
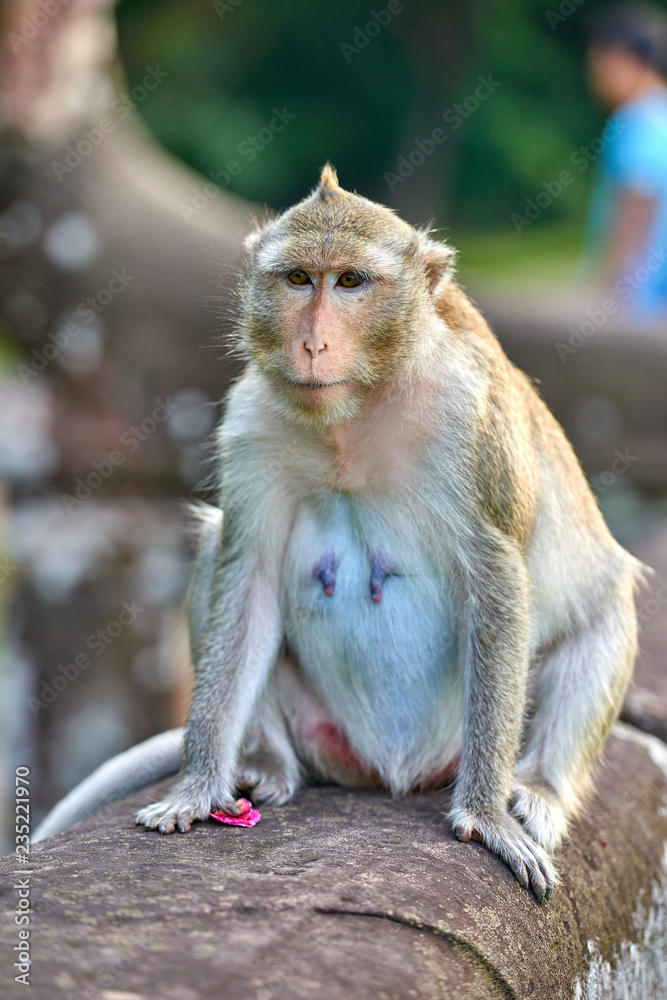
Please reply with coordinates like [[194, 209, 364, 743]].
[[545, 888, 553, 901], [457, 831, 471, 843]]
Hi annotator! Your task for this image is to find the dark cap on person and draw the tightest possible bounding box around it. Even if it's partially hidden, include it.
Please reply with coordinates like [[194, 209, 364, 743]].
[[589, 3, 667, 75]]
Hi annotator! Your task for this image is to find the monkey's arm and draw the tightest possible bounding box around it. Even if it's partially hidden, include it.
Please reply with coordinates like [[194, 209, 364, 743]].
[[448, 530, 556, 903], [136, 514, 283, 834]]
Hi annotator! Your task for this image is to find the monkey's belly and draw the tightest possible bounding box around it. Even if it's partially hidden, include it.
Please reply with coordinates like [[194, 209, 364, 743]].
[[282, 496, 464, 792]]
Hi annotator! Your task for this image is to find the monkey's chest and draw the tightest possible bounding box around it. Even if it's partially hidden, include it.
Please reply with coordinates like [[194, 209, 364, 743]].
[[282, 496, 460, 768]]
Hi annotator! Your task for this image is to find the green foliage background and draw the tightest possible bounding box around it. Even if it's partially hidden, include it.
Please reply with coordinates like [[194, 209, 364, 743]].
[[115, 0, 667, 271]]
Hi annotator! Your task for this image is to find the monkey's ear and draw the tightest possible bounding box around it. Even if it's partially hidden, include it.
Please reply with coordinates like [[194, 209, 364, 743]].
[[316, 163, 342, 201], [417, 233, 456, 293]]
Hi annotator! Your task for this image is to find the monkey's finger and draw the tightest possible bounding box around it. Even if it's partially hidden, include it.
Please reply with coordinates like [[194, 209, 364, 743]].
[[537, 856, 556, 901], [503, 849, 530, 892], [211, 798, 243, 817], [136, 802, 176, 832], [177, 815, 193, 833], [518, 838, 557, 903], [523, 857, 547, 903], [454, 825, 482, 843]]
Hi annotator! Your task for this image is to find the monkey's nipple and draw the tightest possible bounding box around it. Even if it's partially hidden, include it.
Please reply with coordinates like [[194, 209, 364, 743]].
[[370, 555, 398, 603], [312, 551, 336, 596]]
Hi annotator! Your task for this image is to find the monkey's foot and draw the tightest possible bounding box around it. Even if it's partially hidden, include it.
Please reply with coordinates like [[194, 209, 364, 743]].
[[135, 783, 240, 835], [235, 753, 299, 806], [449, 805, 557, 903], [510, 782, 567, 854]]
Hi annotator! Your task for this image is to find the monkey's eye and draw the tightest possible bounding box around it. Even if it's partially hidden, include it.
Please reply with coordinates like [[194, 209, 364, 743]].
[[338, 272, 363, 288], [287, 270, 311, 286]]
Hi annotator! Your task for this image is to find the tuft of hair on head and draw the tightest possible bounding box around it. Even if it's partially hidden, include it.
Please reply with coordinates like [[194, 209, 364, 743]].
[[315, 162, 343, 201]]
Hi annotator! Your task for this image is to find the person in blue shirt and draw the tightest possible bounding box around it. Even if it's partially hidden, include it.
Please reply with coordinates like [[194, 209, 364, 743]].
[[586, 4, 667, 321]]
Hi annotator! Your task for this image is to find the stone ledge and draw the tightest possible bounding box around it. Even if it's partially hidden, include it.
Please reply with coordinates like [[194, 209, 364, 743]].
[[2, 725, 666, 999]]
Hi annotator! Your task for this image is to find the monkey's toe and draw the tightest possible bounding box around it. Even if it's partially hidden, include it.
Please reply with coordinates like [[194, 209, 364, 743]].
[[236, 757, 298, 806], [249, 773, 296, 806], [510, 783, 567, 854], [237, 772, 296, 806]]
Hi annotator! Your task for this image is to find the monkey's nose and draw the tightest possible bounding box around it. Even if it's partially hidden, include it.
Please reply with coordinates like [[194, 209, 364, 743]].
[[303, 340, 328, 359]]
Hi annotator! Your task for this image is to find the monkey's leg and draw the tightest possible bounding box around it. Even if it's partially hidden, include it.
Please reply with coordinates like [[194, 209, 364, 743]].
[[511, 583, 637, 852], [448, 539, 557, 902], [235, 677, 302, 805], [136, 556, 283, 834]]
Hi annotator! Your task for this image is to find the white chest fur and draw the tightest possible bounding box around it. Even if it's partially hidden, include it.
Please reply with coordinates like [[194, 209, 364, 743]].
[[282, 491, 464, 791]]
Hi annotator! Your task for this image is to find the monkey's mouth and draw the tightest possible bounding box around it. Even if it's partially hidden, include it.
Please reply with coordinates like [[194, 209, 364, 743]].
[[286, 376, 353, 414], [289, 378, 350, 390]]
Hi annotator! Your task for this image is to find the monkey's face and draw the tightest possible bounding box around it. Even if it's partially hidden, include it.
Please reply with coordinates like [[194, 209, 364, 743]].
[[239, 167, 452, 426], [245, 257, 412, 424]]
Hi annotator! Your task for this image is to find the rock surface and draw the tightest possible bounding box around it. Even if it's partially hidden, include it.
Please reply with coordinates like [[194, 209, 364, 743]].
[[2, 725, 667, 1000]]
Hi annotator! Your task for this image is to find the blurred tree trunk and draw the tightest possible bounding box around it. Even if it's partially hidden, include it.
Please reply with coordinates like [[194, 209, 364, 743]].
[[385, 4, 473, 227], [0, 0, 253, 843]]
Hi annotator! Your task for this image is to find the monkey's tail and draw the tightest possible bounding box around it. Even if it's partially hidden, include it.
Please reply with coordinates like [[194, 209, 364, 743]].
[[31, 728, 183, 844]]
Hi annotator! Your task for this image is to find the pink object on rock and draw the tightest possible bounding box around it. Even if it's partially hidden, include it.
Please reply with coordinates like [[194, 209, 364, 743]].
[[209, 798, 261, 828]]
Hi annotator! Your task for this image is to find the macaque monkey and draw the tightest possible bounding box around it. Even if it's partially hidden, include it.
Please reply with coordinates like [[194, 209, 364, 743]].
[[34, 166, 640, 903]]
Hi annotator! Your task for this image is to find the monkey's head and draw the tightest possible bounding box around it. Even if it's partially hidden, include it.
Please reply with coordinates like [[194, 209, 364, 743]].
[[239, 164, 454, 425]]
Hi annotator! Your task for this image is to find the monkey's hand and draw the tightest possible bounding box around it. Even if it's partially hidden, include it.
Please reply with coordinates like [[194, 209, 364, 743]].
[[135, 779, 241, 835], [449, 805, 557, 903]]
